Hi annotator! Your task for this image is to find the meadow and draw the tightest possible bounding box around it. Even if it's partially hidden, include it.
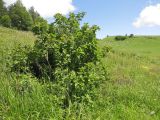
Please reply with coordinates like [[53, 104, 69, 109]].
[[0, 27, 160, 119], [97, 36, 160, 119]]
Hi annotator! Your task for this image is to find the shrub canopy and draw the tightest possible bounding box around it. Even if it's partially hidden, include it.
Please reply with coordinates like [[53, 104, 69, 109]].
[[10, 12, 107, 107]]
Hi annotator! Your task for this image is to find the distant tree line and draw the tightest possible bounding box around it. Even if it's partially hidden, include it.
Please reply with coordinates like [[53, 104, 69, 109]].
[[0, 0, 47, 31]]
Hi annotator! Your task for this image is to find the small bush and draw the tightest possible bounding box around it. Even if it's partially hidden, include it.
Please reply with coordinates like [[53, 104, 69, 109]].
[[102, 45, 112, 57], [10, 12, 108, 109], [129, 34, 134, 38], [11, 74, 35, 95], [115, 36, 127, 41], [0, 15, 11, 27], [9, 44, 31, 73]]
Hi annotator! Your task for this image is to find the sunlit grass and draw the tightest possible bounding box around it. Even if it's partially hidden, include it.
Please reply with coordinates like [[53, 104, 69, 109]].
[[0, 27, 160, 119], [96, 36, 160, 119]]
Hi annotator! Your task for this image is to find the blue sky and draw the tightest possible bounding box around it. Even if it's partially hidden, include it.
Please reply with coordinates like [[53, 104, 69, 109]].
[[73, 0, 160, 38], [5, 0, 160, 38]]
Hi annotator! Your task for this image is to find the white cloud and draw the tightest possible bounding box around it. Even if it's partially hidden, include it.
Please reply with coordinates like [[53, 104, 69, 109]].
[[4, 0, 75, 18], [133, 4, 160, 28]]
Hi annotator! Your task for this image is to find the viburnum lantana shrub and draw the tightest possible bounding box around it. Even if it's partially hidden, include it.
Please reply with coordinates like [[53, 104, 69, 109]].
[[11, 12, 107, 107]]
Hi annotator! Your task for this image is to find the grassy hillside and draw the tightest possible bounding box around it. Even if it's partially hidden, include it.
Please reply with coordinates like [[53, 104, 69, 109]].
[[0, 27, 35, 73], [0, 27, 160, 119], [0, 27, 35, 48], [97, 36, 160, 119], [100, 36, 160, 58]]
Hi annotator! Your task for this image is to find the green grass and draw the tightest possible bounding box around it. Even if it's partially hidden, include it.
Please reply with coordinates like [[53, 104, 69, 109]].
[[0, 27, 160, 119], [100, 36, 160, 59], [96, 36, 160, 119], [0, 27, 35, 73]]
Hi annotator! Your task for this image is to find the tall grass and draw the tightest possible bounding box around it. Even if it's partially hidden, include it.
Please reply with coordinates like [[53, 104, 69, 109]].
[[0, 27, 160, 119], [96, 36, 160, 119]]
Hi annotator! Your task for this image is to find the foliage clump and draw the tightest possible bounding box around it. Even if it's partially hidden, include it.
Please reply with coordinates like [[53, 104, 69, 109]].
[[10, 12, 107, 108], [8, 0, 33, 30], [0, 15, 11, 27], [129, 34, 134, 38], [102, 45, 112, 57], [115, 36, 127, 41], [0, 0, 47, 31]]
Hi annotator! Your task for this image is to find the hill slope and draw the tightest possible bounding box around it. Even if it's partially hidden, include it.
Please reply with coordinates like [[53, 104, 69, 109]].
[[0, 27, 160, 119], [0, 27, 35, 73], [97, 36, 160, 119]]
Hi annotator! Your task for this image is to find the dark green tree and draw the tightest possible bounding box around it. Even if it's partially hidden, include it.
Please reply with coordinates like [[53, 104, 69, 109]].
[[0, 0, 7, 17], [0, 15, 11, 27], [8, 0, 33, 30], [0, 0, 11, 27], [29, 6, 40, 23]]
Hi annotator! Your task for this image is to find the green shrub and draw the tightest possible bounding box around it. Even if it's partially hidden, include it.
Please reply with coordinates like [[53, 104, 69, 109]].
[[9, 44, 31, 73], [28, 13, 100, 78], [102, 45, 112, 57], [0, 15, 11, 27], [115, 36, 127, 41], [10, 12, 108, 108], [32, 17, 48, 35], [10, 74, 35, 95], [129, 34, 134, 38], [54, 62, 106, 108]]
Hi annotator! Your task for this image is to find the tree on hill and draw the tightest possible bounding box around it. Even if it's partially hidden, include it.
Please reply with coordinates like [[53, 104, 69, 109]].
[[29, 6, 48, 34], [29, 6, 40, 23], [0, 0, 11, 27], [0, 0, 7, 17], [8, 0, 33, 30]]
